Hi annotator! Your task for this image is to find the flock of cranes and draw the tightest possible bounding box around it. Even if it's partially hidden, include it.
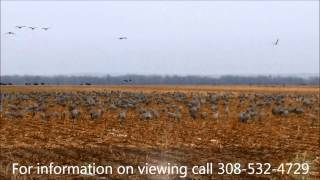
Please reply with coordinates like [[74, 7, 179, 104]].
[[5, 25, 50, 35], [5, 25, 282, 45], [5, 25, 128, 40], [3, 24, 279, 84], [4, 25, 131, 84], [6, 25, 282, 47]]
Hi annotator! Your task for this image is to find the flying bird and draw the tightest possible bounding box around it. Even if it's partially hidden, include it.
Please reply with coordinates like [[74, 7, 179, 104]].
[[29, 27, 37, 30], [119, 37, 128, 40], [16, 26, 26, 29], [5, 32, 15, 35], [41, 27, 50, 31], [273, 39, 279, 46]]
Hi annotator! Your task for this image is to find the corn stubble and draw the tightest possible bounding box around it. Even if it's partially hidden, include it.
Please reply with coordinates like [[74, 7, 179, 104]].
[[0, 85, 319, 180]]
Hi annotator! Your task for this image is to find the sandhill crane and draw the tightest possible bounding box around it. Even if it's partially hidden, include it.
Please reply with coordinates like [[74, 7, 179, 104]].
[[16, 26, 26, 29], [29, 27, 37, 30], [274, 39, 279, 46], [5, 32, 15, 35], [119, 111, 127, 124], [123, 79, 132, 83], [41, 27, 50, 31], [119, 37, 128, 40]]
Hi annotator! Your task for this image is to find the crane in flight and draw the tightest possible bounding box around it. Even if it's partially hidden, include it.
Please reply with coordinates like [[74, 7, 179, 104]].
[[16, 26, 26, 29], [41, 27, 50, 31], [273, 39, 279, 46], [29, 27, 37, 30], [119, 37, 128, 40], [5, 32, 15, 35]]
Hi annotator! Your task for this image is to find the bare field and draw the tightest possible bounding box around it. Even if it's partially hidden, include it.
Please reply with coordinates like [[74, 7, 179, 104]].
[[0, 85, 319, 180]]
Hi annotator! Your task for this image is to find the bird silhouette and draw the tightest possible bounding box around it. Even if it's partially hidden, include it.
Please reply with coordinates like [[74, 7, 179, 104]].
[[41, 27, 50, 31], [119, 37, 128, 40], [123, 79, 132, 83], [29, 27, 37, 30], [274, 39, 279, 46], [5, 32, 15, 35], [16, 26, 26, 29]]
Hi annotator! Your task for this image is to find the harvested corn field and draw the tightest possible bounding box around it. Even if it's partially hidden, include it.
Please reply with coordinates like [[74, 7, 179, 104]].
[[0, 85, 319, 180]]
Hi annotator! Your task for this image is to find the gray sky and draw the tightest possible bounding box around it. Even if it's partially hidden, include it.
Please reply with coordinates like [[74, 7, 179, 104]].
[[1, 1, 319, 76]]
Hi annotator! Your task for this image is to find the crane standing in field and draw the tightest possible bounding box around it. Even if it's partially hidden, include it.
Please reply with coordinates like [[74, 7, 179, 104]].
[[123, 79, 132, 83]]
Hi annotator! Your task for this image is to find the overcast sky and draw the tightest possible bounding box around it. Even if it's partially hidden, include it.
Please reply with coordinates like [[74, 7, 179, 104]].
[[1, 1, 319, 76]]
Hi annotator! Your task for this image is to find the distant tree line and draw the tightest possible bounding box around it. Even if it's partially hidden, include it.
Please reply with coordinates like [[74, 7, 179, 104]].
[[0, 75, 319, 85]]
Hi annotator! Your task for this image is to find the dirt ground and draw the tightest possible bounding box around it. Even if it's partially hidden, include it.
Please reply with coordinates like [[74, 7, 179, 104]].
[[0, 85, 319, 180]]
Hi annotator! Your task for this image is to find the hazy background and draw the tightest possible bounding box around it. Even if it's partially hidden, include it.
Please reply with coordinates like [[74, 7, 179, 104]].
[[1, 1, 319, 76]]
